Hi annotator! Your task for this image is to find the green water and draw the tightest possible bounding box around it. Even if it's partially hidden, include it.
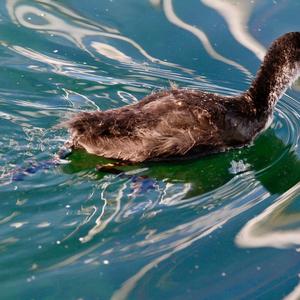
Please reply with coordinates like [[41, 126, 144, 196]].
[[0, 1, 300, 299]]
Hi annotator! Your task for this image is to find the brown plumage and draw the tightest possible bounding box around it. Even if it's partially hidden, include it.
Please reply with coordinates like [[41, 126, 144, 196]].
[[62, 32, 300, 162]]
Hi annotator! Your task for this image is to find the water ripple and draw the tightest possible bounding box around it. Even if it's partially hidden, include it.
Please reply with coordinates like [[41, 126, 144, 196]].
[[0, 0, 299, 299]]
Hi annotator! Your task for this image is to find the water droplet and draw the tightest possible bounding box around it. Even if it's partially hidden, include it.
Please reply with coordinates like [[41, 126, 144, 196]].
[[26, 275, 36, 283]]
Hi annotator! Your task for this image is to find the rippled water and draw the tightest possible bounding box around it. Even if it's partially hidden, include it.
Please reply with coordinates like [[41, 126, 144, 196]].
[[0, 1, 299, 299]]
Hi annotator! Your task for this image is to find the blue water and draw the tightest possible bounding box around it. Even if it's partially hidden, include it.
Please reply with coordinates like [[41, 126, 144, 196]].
[[0, 1, 300, 299]]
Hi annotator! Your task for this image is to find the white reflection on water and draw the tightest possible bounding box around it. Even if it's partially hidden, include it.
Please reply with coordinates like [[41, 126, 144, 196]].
[[91, 42, 132, 64], [6, 0, 187, 70], [236, 182, 300, 249], [162, 0, 252, 78], [61, 88, 100, 111], [0, 212, 20, 225], [79, 178, 126, 244], [45, 171, 271, 299], [201, 0, 266, 60], [111, 172, 270, 300], [12, 45, 77, 70], [0, 237, 19, 252], [6, 0, 211, 98], [284, 282, 300, 300], [149, 0, 161, 8], [8, 0, 119, 34], [9, 45, 126, 90], [236, 182, 300, 299]]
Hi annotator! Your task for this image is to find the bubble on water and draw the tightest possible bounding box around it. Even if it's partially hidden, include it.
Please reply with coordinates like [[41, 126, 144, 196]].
[[26, 275, 36, 283]]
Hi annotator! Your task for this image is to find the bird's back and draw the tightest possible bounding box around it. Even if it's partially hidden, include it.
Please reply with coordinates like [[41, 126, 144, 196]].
[[64, 89, 255, 162]]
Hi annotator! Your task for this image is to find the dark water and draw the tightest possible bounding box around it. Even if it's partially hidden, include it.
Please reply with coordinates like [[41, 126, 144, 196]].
[[0, 1, 299, 299]]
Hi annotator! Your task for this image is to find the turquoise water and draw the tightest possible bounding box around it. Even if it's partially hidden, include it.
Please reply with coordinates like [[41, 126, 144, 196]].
[[0, 0, 300, 299]]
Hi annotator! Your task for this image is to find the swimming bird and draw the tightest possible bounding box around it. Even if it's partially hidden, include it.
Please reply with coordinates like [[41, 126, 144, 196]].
[[63, 32, 300, 163]]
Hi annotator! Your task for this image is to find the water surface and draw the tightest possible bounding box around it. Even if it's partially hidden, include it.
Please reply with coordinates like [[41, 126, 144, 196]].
[[0, 1, 300, 299]]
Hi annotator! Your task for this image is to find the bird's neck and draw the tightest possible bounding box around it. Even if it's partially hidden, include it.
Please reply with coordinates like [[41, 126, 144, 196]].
[[247, 34, 299, 116]]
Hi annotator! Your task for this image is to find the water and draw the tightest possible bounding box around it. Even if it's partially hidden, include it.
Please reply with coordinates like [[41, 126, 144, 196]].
[[0, 0, 299, 299]]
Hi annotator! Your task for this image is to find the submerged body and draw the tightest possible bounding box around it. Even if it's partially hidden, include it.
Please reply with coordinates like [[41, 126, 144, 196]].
[[64, 32, 300, 162]]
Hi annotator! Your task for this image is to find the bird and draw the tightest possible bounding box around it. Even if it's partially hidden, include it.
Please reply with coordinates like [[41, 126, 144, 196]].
[[62, 32, 300, 165]]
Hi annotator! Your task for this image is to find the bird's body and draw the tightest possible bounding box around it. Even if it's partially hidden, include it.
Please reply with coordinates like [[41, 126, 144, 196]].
[[64, 32, 300, 162], [67, 89, 262, 162]]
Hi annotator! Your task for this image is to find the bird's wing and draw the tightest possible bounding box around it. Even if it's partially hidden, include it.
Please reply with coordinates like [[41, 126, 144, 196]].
[[136, 96, 223, 158]]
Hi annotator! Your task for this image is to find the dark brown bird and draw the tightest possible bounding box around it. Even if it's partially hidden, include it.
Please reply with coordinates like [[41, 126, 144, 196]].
[[63, 32, 300, 163]]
